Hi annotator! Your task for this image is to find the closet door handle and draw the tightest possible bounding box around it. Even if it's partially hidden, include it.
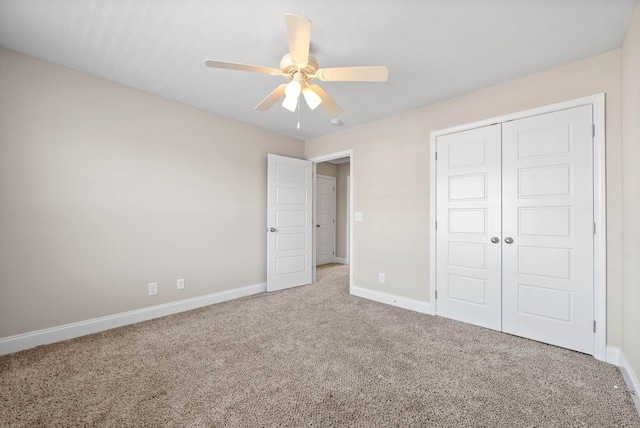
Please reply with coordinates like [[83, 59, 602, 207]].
[[505, 237, 514, 244], [491, 237, 499, 244]]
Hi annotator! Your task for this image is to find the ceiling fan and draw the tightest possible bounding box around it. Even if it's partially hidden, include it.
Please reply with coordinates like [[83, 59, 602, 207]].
[[204, 13, 388, 117]]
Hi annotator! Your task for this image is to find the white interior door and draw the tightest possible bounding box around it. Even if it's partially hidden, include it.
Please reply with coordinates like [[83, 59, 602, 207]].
[[436, 124, 503, 331], [316, 175, 336, 265], [502, 105, 594, 354], [267, 154, 313, 292]]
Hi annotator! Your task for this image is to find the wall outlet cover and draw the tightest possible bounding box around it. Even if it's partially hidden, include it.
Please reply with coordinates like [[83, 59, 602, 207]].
[[148, 282, 158, 296]]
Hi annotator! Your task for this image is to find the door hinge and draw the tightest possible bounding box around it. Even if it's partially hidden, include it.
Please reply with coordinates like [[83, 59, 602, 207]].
[[334, 187, 335, 192], [333, 218, 335, 223], [435, 221, 437, 230], [592, 124, 596, 137], [593, 320, 597, 333], [435, 290, 438, 299], [593, 222, 596, 235], [435, 152, 438, 161]]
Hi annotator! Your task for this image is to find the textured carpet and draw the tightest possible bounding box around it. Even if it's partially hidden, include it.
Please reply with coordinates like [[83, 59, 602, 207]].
[[1, 263, 639, 427]]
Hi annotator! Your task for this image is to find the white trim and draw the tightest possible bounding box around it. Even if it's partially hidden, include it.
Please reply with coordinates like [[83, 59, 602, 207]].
[[334, 257, 348, 264], [346, 175, 351, 264], [308, 150, 354, 292], [429, 93, 607, 361], [312, 162, 317, 283], [592, 93, 607, 361], [607, 346, 621, 365], [309, 150, 353, 163], [619, 350, 640, 415], [0, 282, 266, 356], [429, 131, 438, 307], [351, 285, 434, 315]]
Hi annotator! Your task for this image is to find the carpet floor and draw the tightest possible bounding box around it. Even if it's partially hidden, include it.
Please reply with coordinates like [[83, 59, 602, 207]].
[[1, 263, 639, 427]]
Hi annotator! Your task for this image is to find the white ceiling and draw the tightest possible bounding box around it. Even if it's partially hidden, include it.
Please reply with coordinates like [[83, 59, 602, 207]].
[[0, 0, 637, 140]]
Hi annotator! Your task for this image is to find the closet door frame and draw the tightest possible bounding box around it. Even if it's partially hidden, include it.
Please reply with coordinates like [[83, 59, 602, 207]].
[[429, 93, 607, 361]]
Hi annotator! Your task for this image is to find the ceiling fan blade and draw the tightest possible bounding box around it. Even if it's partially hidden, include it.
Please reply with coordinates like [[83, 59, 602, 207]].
[[284, 14, 311, 66], [254, 84, 287, 111], [308, 84, 343, 116], [205, 60, 282, 75], [316, 66, 388, 82]]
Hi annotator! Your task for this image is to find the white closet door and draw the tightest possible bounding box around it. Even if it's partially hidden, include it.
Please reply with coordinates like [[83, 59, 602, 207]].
[[436, 124, 502, 331], [502, 105, 594, 354]]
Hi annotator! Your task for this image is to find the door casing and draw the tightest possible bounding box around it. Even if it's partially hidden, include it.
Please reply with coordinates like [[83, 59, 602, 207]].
[[429, 94, 607, 361]]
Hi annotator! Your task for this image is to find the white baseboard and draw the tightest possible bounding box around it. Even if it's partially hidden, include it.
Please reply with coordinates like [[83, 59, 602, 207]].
[[619, 350, 640, 415], [334, 257, 348, 264], [0, 282, 266, 356], [606, 346, 621, 365], [351, 285, 434, 315]]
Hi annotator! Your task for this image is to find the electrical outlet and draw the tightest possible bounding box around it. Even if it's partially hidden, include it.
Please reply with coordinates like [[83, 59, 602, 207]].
[[177, 278, 185, 290], [148, 282, 158, 296], [355, 212, 364, 222], [379, 272, 385, 283]]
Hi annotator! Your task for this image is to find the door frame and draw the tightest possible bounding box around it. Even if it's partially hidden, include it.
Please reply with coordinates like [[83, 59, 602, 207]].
[[429, 93, 607, 361], [308, 150, 354, 292], [346, 175, 351, 265]]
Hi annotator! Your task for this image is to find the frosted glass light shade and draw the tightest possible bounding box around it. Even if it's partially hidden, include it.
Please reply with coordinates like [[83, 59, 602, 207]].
[[282, 80, 302, 112], [285, 80, 301, 98], [302, 87, 322, 110], [282, 95, 298, 112]]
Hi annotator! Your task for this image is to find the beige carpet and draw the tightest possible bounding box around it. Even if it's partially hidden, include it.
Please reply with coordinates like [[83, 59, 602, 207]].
[[1, 263, 639, 427]]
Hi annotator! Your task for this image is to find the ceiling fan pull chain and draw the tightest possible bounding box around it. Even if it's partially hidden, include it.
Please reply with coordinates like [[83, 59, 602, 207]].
[[297, 97, 301, 129]]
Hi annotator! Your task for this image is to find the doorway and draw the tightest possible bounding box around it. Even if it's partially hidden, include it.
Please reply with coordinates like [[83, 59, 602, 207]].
[[309, 150, 354, 290]]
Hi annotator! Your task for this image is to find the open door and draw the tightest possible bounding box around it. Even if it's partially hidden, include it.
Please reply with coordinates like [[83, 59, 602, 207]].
[[267, 154, 313, 292]]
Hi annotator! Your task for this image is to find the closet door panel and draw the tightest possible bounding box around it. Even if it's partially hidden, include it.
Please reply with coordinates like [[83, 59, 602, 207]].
[[436, 124, 502, 331], [502, 105, 594, 354]]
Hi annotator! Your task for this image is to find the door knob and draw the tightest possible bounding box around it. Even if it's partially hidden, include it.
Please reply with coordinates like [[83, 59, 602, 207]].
[[505, 237, 514, 244], [268, 227, 277, 232], [491, 237, 499, 243], [317, 225, 320, 227]]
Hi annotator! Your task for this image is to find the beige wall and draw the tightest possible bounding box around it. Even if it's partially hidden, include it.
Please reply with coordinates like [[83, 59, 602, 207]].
[[0, 49, 304, 338], [316, 162, 338, 178], [336, 163, 350, 260], [621, 3, 640, 384], [1, 38, 633, 361], [305, 50, 623, 347]]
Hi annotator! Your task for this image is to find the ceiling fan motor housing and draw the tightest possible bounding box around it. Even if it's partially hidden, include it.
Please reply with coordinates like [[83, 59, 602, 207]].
[[280, 53, 318, 82]]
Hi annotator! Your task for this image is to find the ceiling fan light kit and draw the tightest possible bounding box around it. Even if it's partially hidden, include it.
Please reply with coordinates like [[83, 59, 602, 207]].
[[204, 13, 388, 120], [302, 87, 322, 110]]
